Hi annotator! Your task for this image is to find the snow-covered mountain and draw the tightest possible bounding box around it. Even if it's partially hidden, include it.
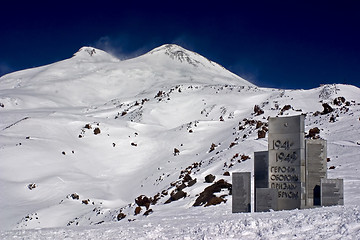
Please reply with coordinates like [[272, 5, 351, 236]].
[[0, 44, 252, 107], [0, 44, 360, 238]]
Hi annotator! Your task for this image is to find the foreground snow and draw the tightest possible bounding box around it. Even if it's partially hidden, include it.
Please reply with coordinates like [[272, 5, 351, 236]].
[[2, 203, 360, 239]]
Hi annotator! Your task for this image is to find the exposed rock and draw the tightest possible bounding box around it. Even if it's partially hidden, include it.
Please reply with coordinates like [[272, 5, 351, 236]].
[[165, 190, 186, 204], [223, 171, 230, 176], [183, 174, 192, 182], [193, 179, 232, 207], [244, 119, 257, 126], [313, 111, 321, 116], [117, 212, 126, 221], [279, 105, 292, 115], [172, 190, 186, 200], [231, 153, 239, 162], [209, 143, 217, 153], [319, 84, 340, 99], [93, 127, 101, 135], [143, 209, 153, 216], [84, 124, 91, 129], [329, 115, 336, 123], [150, 193, 161, 205], [282, 105, 292, 111], [187, 178, 197, 187], [205, 197, 225, 206], [141, 98, 149, 104], [135, 195, 151, 209], [176, 183, 187, 191], [174, 148, 180, 156], [229, 142, 237, 148], [70, 193, 80, 200], [306, 127, 320, 139], [254, 105, 264, 115], [333, 96, 345, 106], [241, 154, 251, 161], [258, 129, 266, 138], [155, 91, 164, 98], [329, 166, 336, 170], [134, 206, 142, 215], [205, 174, 216, 183], [256, 121, 263, 129], [321, 103, 334, 115], [28, 183, 36, 190]]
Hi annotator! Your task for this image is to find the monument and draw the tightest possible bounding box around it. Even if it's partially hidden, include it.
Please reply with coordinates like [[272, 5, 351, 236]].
[[268, 115, 306, 210], [254, 151, 273, 212], [321, 179, 344, 206], [305, 139, 327, 207], [255, 188, 278, 212], [233, 115, 344, 213], [232, 172, 251, 213]]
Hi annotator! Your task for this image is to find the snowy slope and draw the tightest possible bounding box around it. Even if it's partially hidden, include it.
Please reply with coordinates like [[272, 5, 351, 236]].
[[0, 44, 360, 238]]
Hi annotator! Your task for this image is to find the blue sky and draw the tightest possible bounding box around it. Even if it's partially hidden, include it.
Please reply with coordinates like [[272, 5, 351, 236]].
[[1, 1, 359, 89]]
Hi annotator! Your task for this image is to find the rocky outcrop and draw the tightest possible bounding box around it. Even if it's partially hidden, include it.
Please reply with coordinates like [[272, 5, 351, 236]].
[[205, 174, 216, 183], [193, 179, 232, 207], [306, 127, 320, 139]]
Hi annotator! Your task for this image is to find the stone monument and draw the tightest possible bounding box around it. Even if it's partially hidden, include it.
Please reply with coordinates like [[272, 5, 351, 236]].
[[268, 115, 306, 210], [232, 172, 251, 213], [255, 188, 278, 212], [249, 114, 344, 212], [305, 139, 327, 207], [321, 178, 344, 206]]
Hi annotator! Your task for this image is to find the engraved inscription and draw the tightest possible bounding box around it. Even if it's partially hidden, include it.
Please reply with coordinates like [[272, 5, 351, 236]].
[[270, 166, 299, 182], [278, 191, 299, 199], [273, 140, 294, 150], [276, 151, 298, 163], [270, 138, 301, 201]]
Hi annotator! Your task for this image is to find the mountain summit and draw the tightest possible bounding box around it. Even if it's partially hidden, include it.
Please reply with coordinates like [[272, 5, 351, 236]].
[[0, 44, 253, 106], [72, 47, 119, 63], [147, 44, 218, 67]]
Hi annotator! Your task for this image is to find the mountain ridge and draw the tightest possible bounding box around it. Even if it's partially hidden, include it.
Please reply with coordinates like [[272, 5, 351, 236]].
[[0, 44, 253, 107]]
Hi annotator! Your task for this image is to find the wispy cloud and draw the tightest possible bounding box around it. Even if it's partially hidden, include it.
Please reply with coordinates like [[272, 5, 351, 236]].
[[171, 35, 197, 51], [94, 36, 153, 61], [228, 61, 260, 86], [95, 36, 124, 59], [0, 62, 14, 77]]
